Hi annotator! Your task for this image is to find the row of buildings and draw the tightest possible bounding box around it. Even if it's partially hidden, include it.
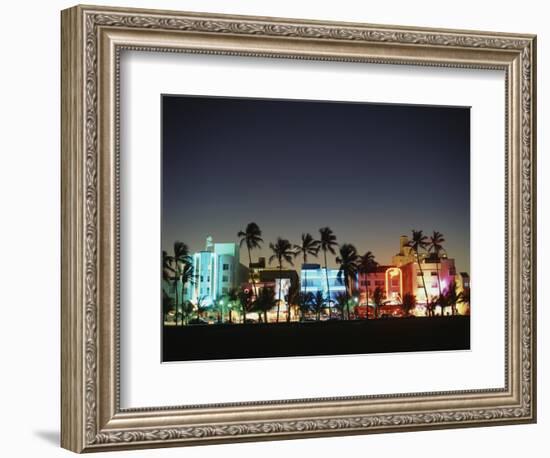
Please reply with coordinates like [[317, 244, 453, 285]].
[[164, 235, 470, 316]]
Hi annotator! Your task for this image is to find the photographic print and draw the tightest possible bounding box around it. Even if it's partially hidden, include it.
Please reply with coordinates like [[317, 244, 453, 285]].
[[161, 95, 471, 362]]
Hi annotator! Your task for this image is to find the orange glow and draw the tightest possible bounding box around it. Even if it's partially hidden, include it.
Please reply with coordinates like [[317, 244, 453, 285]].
[[385, 267, 403, 302]]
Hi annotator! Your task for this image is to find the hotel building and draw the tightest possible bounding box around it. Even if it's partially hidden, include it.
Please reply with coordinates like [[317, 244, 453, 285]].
[[300, 264, 347, 304], [242, 268, 299, 302], [185, 236, 248, 306], [357, 235, 467, 307], [299, 236, 469, 313]]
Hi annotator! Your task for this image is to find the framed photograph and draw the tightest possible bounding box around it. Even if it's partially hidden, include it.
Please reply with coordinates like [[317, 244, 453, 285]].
[[61, 4, 537, 453]]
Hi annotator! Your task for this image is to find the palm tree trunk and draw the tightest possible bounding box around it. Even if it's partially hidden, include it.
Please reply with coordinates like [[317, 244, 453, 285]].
[[416, 249, 430, 314], [303, 261, 307, 296], [346, 276, 351, 320], [181, 284, 186, 326], [324, 251, 331, 318], [247, 247, 257, 299], [436, 259, 442, 298], [302, 259, 308, 322], [366, 272, 370, 320], [276, 263, 282, 322], [173, 278, 179, 326]]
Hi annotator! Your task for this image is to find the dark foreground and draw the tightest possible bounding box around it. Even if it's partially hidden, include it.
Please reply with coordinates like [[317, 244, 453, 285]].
[[162, 316, 470, 362]]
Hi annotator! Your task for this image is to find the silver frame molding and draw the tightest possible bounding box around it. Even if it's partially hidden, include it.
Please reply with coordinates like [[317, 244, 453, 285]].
[[61, 4, 537, 453]]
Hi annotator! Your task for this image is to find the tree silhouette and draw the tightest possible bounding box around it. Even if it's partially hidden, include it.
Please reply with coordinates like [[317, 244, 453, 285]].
[[253, 287, 276, 324], [336, 243, 360, 309], [402, 293, 416, 317], [238, 222, 263, 297], [372, 286, 385, 319], [357, 251, 378, 319], [319, 227, 338, 317], [310, 291, 326, 321], [428, 231, 446, 297], [268, 238, 294, 322], [407, 230, 430, 306], [293, 233, 320, 296]]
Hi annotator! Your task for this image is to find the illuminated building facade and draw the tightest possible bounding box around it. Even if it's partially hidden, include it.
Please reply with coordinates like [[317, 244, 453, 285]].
[[240, 269, 299, 321], [358, 265, 402, 305], [258, 270, 299, 296], [185, 236, 248, 306], [242, 270, 298, 300], [357, 235, 463, 308], [300, 264, 347, 303]]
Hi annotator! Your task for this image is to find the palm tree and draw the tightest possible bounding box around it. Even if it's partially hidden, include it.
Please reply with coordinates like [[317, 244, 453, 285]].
[[457, 288, 470, 315], [254, 287, 276, 323], [180, 300, 194, 325], [237, 223, 264, 297], [357, 251, 378, 318], [372, 286, 385, 319], [179, 262, 196, 325], [194, 296, 209, 322], [226, 288, 240, 323], [162, 250, 173, 282], [443, 280, 459, 315], [402, 293, 416, 317], [162, 250, 176, 323], [336, 244, 360, 311], [162, 290, 174, 324], [237, 288, 253, 323], [427, 298, 437, 317], [311, 291, 325, 321], [407, 230, 430, 306], [334, 292, 349, 320], [319, 227, 338, 317], [268, 238, 294, 322], [285, 280, 300, 323], [297, 292, 313, 321], [293, 233, 320, 296], [428, 231, 446, 297], [165, 241, 190, 326]]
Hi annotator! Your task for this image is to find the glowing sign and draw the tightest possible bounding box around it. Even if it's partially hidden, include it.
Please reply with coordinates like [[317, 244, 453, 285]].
[[385, 267, 403, 301]]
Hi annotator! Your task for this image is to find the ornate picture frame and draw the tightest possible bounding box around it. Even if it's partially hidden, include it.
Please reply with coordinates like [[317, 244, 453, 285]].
[[61, 4, 536, 453]]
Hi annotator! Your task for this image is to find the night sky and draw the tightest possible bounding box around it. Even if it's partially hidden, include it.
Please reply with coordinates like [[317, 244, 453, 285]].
[[162, 95, 470, 272]]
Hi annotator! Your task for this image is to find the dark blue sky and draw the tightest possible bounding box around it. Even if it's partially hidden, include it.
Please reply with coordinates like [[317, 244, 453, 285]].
[[162, 95, 470, 272]]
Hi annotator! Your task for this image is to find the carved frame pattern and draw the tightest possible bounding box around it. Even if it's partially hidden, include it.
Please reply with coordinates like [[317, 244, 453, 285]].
[[61, 4, 536, 453]]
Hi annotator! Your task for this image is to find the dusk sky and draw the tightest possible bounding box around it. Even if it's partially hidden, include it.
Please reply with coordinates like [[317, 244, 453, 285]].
[[162, 95, 470, 272]]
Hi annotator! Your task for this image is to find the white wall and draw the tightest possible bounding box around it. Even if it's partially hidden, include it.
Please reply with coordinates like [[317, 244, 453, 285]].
[[0, 0, 546, 456]]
